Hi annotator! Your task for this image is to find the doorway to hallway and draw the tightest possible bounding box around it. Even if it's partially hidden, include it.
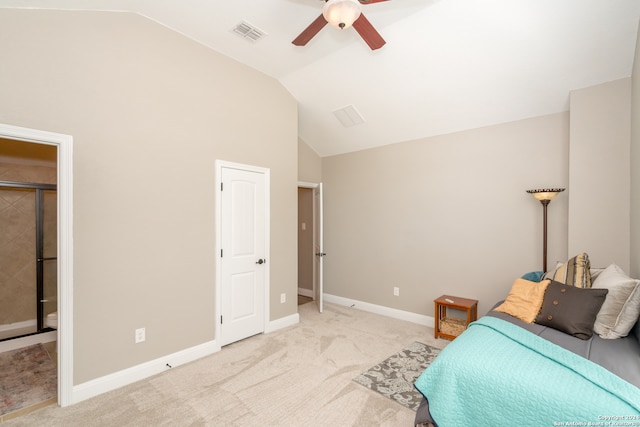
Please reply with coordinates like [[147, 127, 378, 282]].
[[297, 182, 324, 313]]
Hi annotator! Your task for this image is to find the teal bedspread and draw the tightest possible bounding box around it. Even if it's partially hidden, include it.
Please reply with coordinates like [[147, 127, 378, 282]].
[[414, 316, 640, 427]]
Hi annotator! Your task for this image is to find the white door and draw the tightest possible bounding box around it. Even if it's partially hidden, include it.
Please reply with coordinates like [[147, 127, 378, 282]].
[[314, 183, 324, 313], [220, 166, 267, 346]]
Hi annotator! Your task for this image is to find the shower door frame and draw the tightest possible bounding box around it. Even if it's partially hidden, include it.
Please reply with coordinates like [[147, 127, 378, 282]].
[[0, 180, 57, 337], [0, 123, 73, 407]]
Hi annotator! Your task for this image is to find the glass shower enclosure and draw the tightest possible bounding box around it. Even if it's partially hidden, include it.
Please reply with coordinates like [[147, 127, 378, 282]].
[[0, 180, 57, 341]]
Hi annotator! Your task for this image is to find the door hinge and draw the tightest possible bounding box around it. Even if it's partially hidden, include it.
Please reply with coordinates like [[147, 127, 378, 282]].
[[221, 182, 223, 191], [220, 315, 223, 324], [221, 249, 223, 257]]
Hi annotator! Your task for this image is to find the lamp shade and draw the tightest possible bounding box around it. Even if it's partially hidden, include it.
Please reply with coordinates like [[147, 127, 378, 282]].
[[323, 0, 362, 30], [526, 188, 565, 201]]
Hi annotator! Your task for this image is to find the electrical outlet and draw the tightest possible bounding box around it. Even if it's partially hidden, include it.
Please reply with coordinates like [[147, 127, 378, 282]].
[[280, 293, 286, 303], [393, 287, 400, 297], [135, 327, 146, 343]]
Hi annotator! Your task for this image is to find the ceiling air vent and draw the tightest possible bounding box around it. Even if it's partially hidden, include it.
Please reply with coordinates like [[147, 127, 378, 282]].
[[232, 21, 266, 43], [333, 105, 365, 128]]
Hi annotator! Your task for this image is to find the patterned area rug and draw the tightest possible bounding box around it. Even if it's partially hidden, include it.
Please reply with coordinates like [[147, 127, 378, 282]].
[[0, 343, 57, 416], [353, 341, 440, 411]]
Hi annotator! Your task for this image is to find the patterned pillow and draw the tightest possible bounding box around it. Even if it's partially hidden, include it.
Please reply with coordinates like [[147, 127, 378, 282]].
[[592, 264, 640, 339], [494, 278, 551, 323], [544, 253, 592, 288], [535, 280, 608, 340]]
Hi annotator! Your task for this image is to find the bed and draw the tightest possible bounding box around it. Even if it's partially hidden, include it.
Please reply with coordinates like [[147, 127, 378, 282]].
[[414, 259, 640, 427]]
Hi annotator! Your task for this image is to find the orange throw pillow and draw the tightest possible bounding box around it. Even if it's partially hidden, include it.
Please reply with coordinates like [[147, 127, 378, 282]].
[[494, 278, 550, 323]]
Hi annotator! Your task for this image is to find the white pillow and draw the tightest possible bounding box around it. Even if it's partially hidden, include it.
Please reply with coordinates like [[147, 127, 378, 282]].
[[590, 267, 606, 282], [592, 264, 640, 339]]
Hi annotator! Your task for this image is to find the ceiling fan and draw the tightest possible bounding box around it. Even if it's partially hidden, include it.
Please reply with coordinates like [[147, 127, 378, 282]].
[[292, 0, 388, 50]]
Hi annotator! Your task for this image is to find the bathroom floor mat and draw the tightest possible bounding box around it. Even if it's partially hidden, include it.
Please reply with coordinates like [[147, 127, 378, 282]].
[[0, 343, 57, 416]]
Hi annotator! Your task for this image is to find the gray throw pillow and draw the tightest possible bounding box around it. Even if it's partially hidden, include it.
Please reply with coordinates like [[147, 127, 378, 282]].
[[535, 280, 608, 340]]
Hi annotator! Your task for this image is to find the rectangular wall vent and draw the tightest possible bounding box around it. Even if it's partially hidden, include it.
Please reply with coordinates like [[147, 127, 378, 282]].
[[232, 21, 266, 42], [333, 105, 366, 127]]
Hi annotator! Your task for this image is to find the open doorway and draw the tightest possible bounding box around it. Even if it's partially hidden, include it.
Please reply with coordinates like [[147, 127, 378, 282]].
[[0, 137, 58, 417], [297, 187, 314, 305], [0, 123, 73, 408], [297, 182, 324, 313]]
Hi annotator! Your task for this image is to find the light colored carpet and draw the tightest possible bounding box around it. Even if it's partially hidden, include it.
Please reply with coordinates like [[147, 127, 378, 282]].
[[0, 344, 57, 417], [353, 342, 441, 411], [4, 303, 448, 426]]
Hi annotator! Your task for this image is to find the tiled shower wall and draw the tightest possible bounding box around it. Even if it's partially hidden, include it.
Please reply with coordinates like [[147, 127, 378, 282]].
[[0, 161, 56, 330]]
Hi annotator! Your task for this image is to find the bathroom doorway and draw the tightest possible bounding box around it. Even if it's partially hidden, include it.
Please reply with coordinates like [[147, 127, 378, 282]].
[[0, 138, 59, 417], [0, 123, 73, 408]]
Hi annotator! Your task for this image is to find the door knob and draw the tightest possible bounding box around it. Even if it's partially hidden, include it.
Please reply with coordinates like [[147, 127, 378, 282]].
[[256, 259, 265, 264]]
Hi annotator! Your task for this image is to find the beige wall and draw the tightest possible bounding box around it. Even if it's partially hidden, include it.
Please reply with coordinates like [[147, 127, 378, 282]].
[[0, 10, 298, 384], [298, 139, 322, 183], [322, 113, 569, 316], [569, 79, 631, 271], [631, 25, 640, 279]]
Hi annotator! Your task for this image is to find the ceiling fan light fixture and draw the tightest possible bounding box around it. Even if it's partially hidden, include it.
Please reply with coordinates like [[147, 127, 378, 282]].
[[323, 0, 362, 30]]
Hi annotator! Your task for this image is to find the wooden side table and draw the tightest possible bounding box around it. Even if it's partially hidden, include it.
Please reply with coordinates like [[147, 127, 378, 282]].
[[434, 295, 478, 340]]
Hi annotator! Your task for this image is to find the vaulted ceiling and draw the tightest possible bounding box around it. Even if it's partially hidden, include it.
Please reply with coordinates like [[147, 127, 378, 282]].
[[2, 1, 640, 156]]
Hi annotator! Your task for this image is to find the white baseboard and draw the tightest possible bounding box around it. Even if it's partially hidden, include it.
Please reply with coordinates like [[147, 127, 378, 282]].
[[323, 293, 434, 328], [71, 312, 301, 405], [297, 287, 313, 298], [71, 340, 220, 405], [265, 312, 299, 333], [69, 299, 423, 406]]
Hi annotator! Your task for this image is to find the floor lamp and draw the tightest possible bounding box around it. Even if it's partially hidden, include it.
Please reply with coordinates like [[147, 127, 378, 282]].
[[526, 188, 565, 272]]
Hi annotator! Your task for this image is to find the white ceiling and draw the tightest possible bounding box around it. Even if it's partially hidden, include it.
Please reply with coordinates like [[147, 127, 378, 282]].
[[2, 0, 640, 156]]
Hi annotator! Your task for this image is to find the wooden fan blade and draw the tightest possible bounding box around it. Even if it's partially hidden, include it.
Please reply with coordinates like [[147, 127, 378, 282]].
[[292, 14, 328, 46], [352, 13, 386, 50], [358, 0, 389, 4]]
